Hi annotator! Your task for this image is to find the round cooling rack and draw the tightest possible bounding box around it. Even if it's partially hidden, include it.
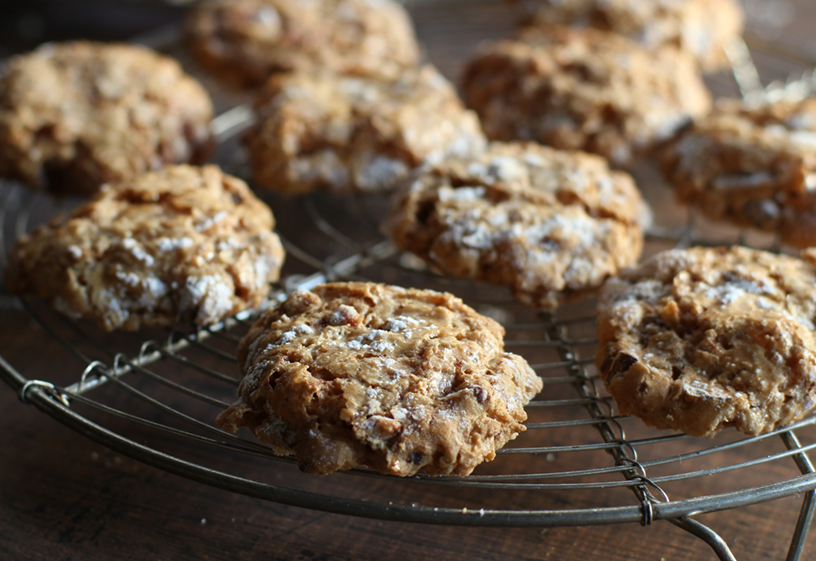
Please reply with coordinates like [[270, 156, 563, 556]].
[[3, 2, 816, 561]]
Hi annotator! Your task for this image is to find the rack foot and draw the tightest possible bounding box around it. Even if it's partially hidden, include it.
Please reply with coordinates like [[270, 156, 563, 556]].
[[669, 517, 736, 561]]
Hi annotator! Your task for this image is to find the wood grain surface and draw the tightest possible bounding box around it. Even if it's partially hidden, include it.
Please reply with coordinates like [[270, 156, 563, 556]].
[[0, 348, 807, 561], [3, 1, 816, 560]]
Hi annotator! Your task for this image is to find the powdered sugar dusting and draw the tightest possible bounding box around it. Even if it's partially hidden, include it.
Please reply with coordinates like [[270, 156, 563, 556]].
[[272, 323, 314, 346], [121, 237, 154, 265], [355, 156, 408, 192], [383, 315, 421, 332], [346, 329, 395, 353], [183, 274, 234, 323], [437, 185, 485, 202], [704, 275, 770, 305], [465, 156, 527, 183], [516, 213, 601, 249], [195, 211, 228, 232], [98, 288, 129, 328], [329, 305, 360, 326], [488, 156, 527, 182], [156, 237, 194, 252], [220, 283, 543, 477]]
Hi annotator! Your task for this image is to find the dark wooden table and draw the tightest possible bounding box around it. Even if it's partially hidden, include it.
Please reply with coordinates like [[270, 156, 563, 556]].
[[3, 1, 816, 560], [0, 336, 809, 561]]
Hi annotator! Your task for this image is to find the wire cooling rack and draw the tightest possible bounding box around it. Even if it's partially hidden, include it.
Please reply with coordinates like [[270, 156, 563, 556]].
[[3, 3, 816, 561]]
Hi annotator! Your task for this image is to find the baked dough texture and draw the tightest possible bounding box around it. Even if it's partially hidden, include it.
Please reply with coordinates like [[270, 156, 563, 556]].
[[385, 142, 648, 309], [661, 98, 816, 248], [461, 26, 712, 167], [597, 246, 816, 437], [217, 282, 543, 476], [6, 165, 285, 331], [246, 65, 486, 194], [517, 0, 744, 71], [0, 41, 214, 195], [185, 0, 420, 87]]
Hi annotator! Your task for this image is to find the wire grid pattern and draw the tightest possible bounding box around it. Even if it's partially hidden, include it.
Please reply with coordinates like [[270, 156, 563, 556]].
[[2, 9, 816, 561], [5, 154, 816, 519], [6, 181, 816, 507]]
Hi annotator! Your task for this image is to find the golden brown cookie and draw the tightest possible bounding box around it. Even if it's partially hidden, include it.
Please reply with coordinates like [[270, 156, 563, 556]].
[[517, 0, 744, 72], [597, 246, 816, 437], [185, 0, 420, 88], [245, 65, 486, 194], [661, 97, 816, 248], [461, 26, 712, 167], [0, 42, 214, 195], [6, 165, 285, 331], [217, 282, 542, 476], [385, 142, 648, 309]]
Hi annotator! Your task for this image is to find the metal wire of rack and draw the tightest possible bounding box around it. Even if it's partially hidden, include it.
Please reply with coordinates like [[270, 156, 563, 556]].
[[2, 4, 816, 561]]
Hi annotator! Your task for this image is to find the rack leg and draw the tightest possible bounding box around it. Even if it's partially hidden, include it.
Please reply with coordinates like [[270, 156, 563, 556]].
[[781, 431, 816, 561], [786, 491, 816, 561], [669, 516, 737, 561]]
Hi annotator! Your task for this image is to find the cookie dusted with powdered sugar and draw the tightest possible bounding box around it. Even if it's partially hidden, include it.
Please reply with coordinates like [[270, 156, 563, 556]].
[[461, 26, 711, 167], [0, 42, 214, 195], [661, 98, 816, 248], [246, 66, 486, 194], [385, 142, 648, 309], [597, 246, 816, 437], [6, 165, 285, 331], [185, 0, 420, 87], [516, 0, 744, 72], [217, 282, 542, 476]]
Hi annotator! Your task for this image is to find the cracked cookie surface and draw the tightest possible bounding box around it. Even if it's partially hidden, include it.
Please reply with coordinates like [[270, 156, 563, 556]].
[[0, 41, 213, 195], [661, 98, 816, 248], [516, 0, 744, 71], [246, 65, 486, 194], [597, 246, 816, 437], [6, 165, 285, 331], [385, 142, 648, 309], [461, 26, 711, 167], [186, 0, 420, 87], [217, 282, 542, 476]]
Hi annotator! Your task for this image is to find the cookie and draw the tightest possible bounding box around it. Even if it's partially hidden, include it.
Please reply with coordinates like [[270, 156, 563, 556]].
[[216, 282, 542, 476], [517, 0, 744, 72], [596, 246, 816, 437], [385, 142, 649, 309], [661, 97, 816, 249], [461, 26, 712, 167], [245, 65, 486, 194], [6, 165, 285, 331], [0, 41, 214, 195], [185, 0, 420, 88]]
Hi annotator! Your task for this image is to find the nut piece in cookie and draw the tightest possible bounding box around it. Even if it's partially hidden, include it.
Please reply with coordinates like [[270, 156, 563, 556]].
[[661, 97, 816, 249], [185, 0, 420, 88], [597, 246, 816, 437], [461, 26, 712, 167], [245, 65, 486, 194], [6, 165, 285, 331], [0, 42, 214, 195], [385, 141, 649, 309], [516, 0, 744, 72], [217, 282, 543, 476]]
